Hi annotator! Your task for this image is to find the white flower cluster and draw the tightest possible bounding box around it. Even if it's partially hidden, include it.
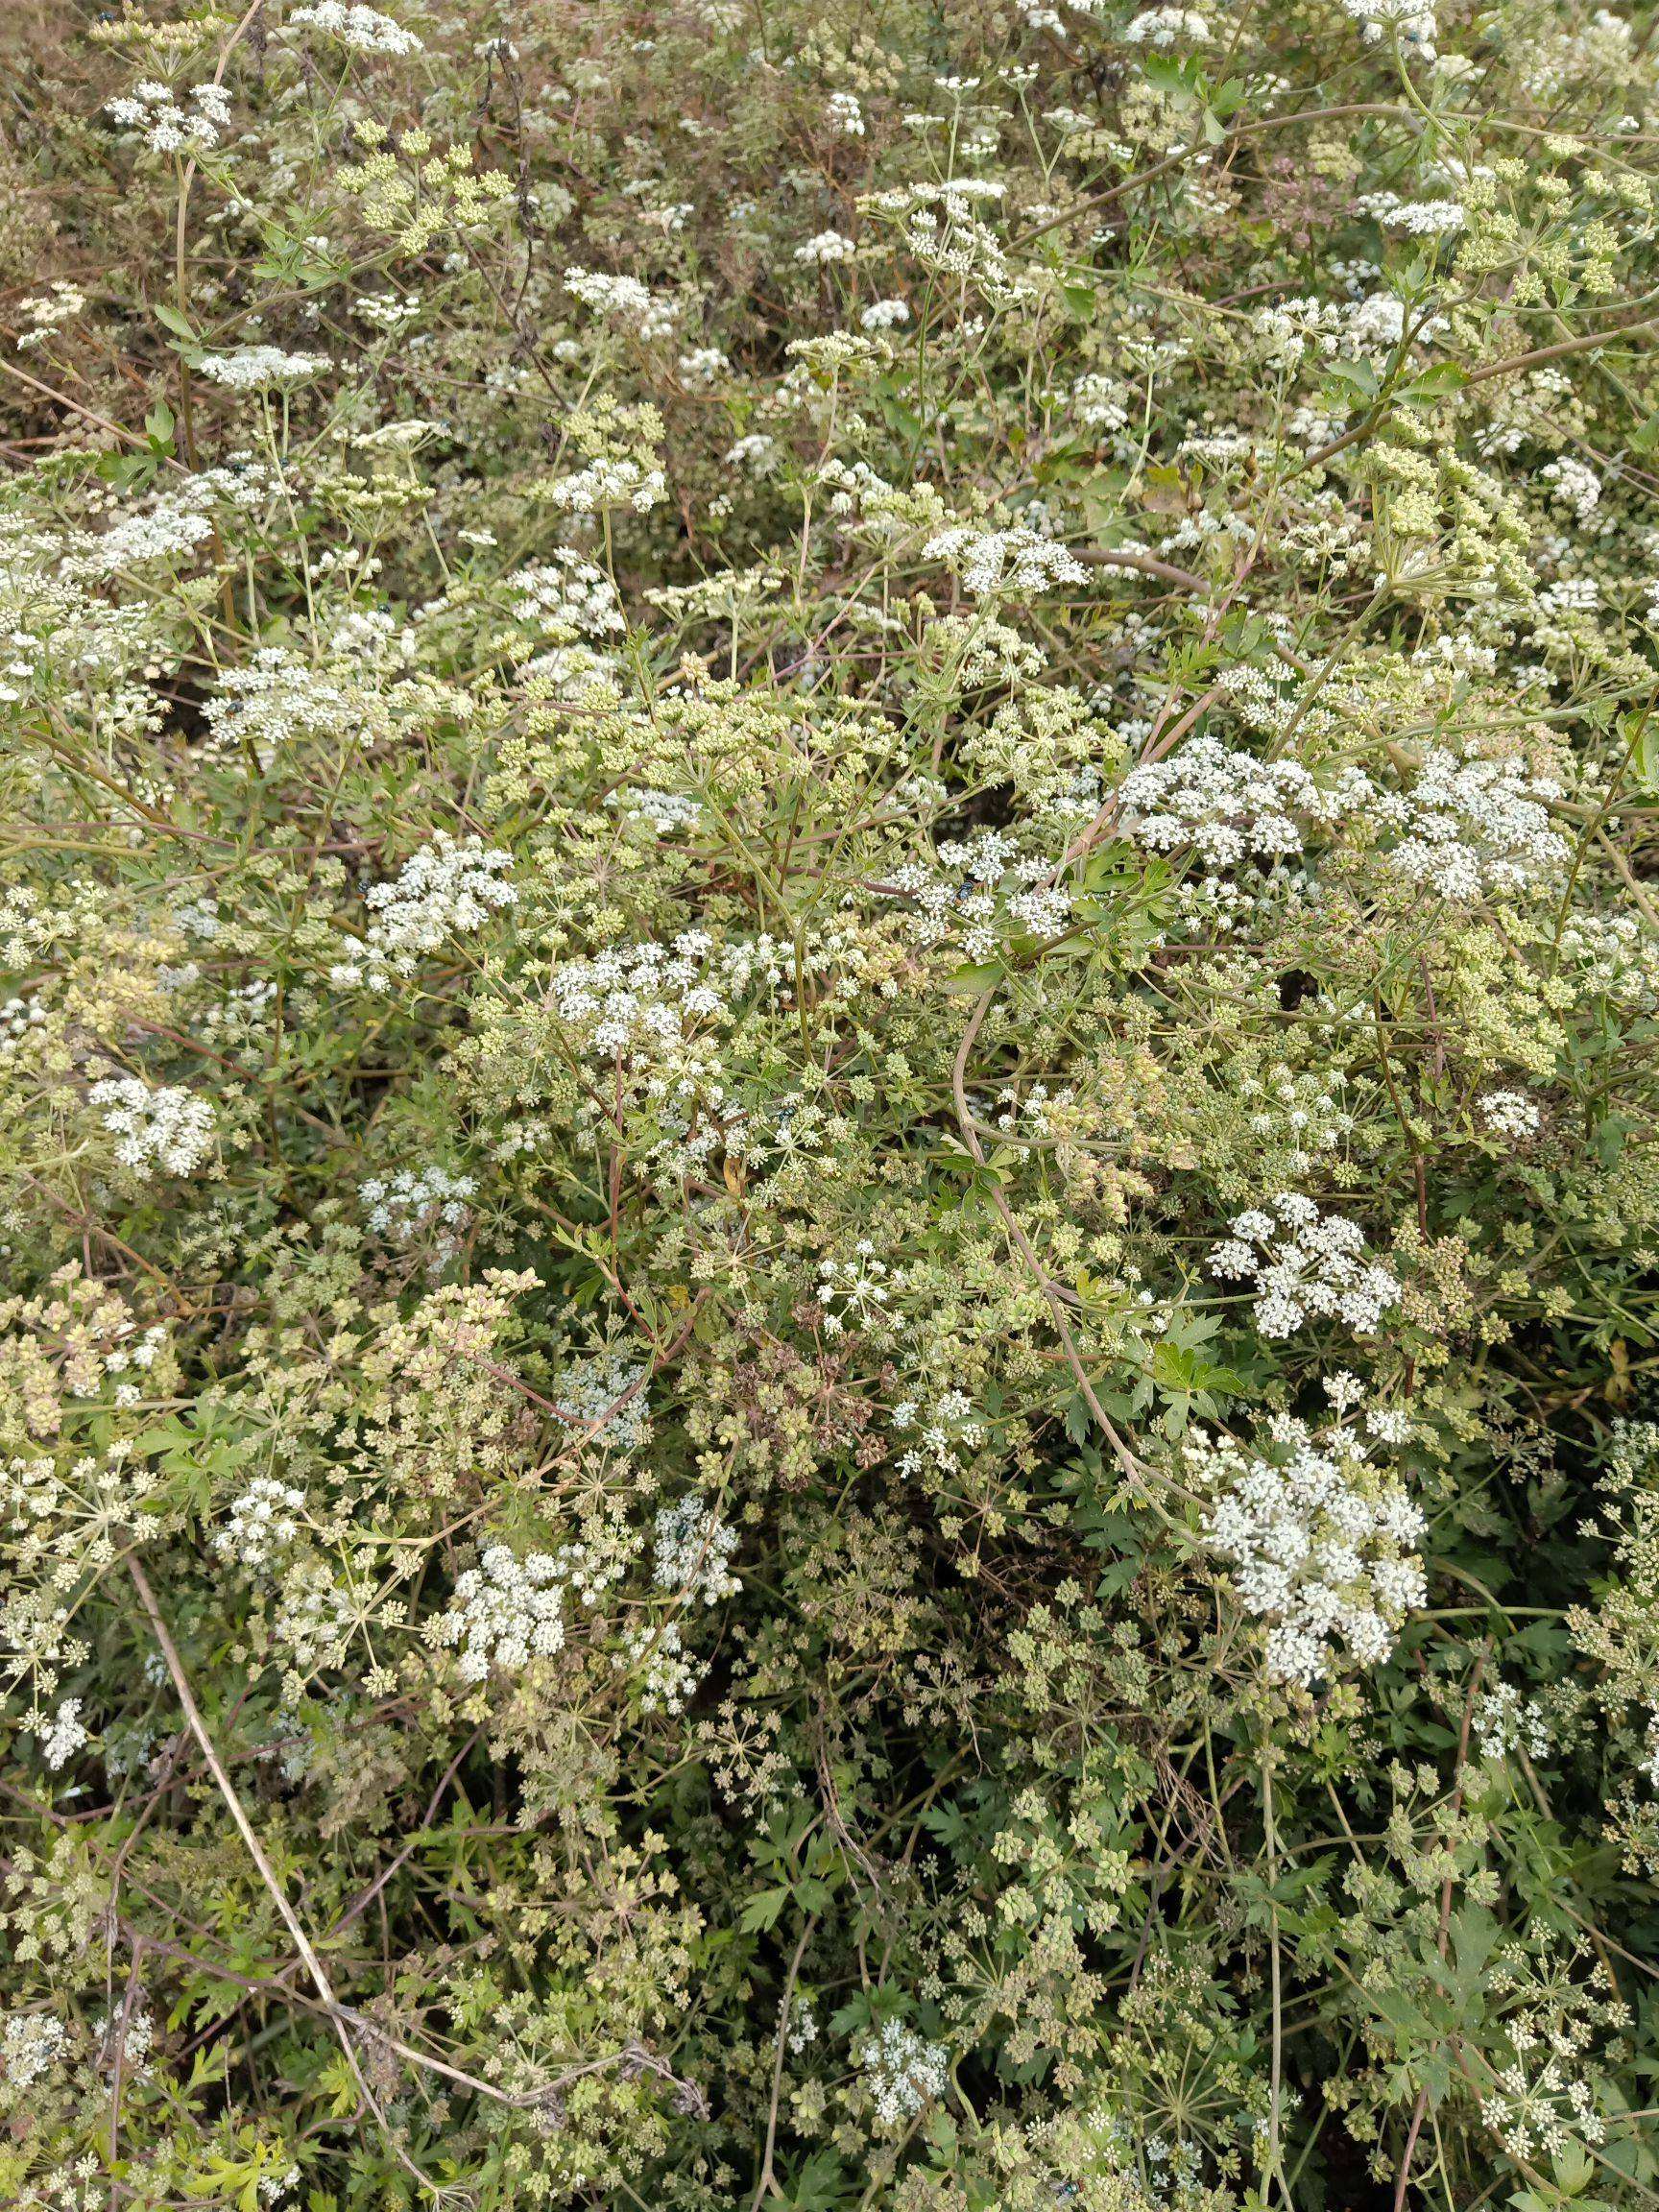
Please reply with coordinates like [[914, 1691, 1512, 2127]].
[[1211, 1192, 1401, 1338], [890, 1387, 985, 1479], [1482, 2045, 1606, 2166], [814, 1240, 899, 1336], [1342, 0, 1436, 61], [1251, 290, 1431, 371], [202, 649, 352, 758], [106, 81, 231, 155], [1191, 1406, 1427, 1685], [505, 553, 625, 642], [1238, 1068, 1355, 1173], [196, 347, 329, 392], [435, 1545, 567, 1681], [0, 2010, 67, 2090], [608, 785, 704, 834], [653, 1496, 741, 1604], [93, 2003, 156, 2080], [82, 462, 274, 574], [554, 1353, 652, 1453], [1119, 735, 1566, 902], [1071, 373, 1131, 433], [211, 1476, 308, 1571], [924, 525, 1087, 599], [1558, 914, 1659, 1012], [1377, 748, 1568, 900], [679, 343, 729, 383], [91, 498, 212, 570], [546, 454, 666, 515], [549, 930, 783, 1068], [882, 828, 1075, 963], [0, 994, 47, 1058], [1540, 455, 1601, 525], [565, 266, 678, 341], [881, 180, 1014, 290], [1124, 7, 1211, 44], [104, 1326, 168, 1409], [331, 833, 517, 989], [15, 280, 85, 350], [1479, 1091, 1541, 1141], [795, 228, 857, 266], [287, 1, 422, 54], [89, 1076, 217, 1179], [202, 980, 279, 1045], [1118, 736, 1366, 869], [1474, 1680, 1551, 1764], [617, 1618, 703, 1713], [855, 2020, 950, 2128], [40, 1697, 89, 1770], [360, 1166, 477, 1241], [1355, 192, 1467, 235], [355, 289, 421, 331], [726, 432, 778, 474], [273, 1561, 357, 1672], [826, 90, 865, 135]]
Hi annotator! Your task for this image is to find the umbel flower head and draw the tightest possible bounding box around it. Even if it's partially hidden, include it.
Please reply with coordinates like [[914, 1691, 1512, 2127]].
[[434, 1545, 567, 1681], [1190, 1394, 1427, 1686], [197, 348, 329, 392], [89, 1076, 217, 1179], [1210, 1191, 1401, 1337], [105, 80, 231, 155], [855, 2020, 950, 2129], [924, 524, 1087, 599], [287, 2, 422, 54], [330, 833, 517, 989]]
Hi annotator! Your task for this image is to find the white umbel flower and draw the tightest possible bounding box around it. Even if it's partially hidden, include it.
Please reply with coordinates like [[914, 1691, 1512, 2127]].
[[855, 2020, 949, 2128], [89, 1076, 217, 1178], [212, 1477, 308, 1572], [1118, 734, 1368, 870], [1190, 1410, 1426, 1685], [1124, 7, 1211, 43], [565, 267, 678, 340], [794, 228, 857, 265], [653, 1497, 741, 1605], [1375, 747, 1569, 900], [1479, 1091, 1541, 1140], [288, 2, 422, 54], [435, 1546, 567, 1682], [924, 525, 1086, 598], [105, 81, 231, 156], [40, 1698, 90, 1770], [331, 833, 517, 989], [197, 347, 329, 392], [0, 2011, 68, 2089], [1343, 0, 1436, 60], [1210, 1191, 1400, 1338]]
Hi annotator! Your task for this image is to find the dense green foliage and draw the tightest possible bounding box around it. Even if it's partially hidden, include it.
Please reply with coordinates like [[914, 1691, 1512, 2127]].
[[5, 1, 1659, 2206]]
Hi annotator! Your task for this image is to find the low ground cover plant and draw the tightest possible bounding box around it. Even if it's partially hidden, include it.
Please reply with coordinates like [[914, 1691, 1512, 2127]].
[[4, 1, 1659, 2206]]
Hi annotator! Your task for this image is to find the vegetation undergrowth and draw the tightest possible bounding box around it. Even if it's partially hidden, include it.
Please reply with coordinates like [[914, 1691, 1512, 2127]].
[[4, 2, 1659, 2207]]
